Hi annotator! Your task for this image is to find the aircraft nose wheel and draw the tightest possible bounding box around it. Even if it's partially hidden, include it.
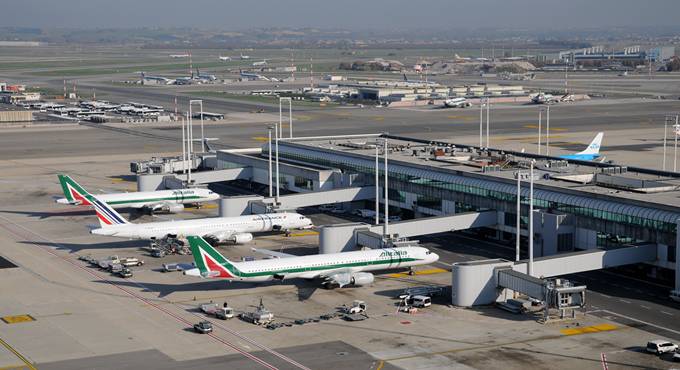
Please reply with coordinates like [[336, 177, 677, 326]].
[[408, 268, 415, 276]]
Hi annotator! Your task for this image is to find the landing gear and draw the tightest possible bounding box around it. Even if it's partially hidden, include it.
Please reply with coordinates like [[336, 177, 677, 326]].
[[408, 267, 415, 276]]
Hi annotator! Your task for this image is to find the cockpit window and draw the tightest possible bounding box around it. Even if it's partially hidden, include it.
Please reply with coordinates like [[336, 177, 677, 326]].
[[426, 251, 431, 255]]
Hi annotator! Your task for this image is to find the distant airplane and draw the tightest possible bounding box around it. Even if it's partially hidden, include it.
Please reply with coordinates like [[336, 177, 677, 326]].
[[56, 174, 218, 213], [252, 59, 268, 67], [558, 132, 604, 161], [139, 72, 175, 85], [195, 68, 217, 81], [169, 54, 190, 58], [218, 55, 232, 61], [183, 236, 439, 288], [531, 93, 560, 104], [443, 97, 471, 108], [239, 70, 269, 81], [240, 53, 251, 60]]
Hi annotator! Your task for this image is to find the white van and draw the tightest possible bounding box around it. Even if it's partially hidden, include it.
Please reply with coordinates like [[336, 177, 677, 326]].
[[410, 295, 431, 308]]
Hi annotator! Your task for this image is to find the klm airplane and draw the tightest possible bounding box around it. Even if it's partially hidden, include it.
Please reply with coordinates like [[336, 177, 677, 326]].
[[559, 132, 604, 161]]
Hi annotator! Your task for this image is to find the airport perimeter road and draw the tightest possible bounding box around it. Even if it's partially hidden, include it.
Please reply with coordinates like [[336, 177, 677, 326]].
[[419, 232, 680, 339]]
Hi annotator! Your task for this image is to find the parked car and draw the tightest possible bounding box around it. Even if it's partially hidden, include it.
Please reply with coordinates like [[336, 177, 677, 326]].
[[193, 321, 213, 334], [117, 268, 133, 278], [646, 340, 678, 354]]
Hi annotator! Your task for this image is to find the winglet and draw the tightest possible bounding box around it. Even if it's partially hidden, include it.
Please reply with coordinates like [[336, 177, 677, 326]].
[[89, 194, 129, 227], [577, 132, 604, 156], [187, 236, 239, 278], [58, 174, 92, 205]]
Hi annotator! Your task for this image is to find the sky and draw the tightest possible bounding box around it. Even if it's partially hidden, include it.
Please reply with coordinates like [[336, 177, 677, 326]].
[[2, 0, 680, 30]]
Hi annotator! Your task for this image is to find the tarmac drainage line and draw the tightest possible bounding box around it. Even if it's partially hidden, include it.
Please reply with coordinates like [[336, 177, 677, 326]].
[[0, 216, 289, 370]]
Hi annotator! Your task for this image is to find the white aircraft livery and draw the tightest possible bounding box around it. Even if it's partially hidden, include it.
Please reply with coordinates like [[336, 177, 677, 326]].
[[88, 194, 313, 243], [56, 174, 219, 213], [184, 236, 439, 288]]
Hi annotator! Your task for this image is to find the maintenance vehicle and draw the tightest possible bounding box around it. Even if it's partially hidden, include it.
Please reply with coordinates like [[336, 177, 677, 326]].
[[200, 303, 234, 320], [240, 299, 274, 325]]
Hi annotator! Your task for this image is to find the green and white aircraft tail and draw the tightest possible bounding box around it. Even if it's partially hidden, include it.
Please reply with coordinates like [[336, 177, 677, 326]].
[[187, 236, 241, 279], [57, 174, 94, 206]]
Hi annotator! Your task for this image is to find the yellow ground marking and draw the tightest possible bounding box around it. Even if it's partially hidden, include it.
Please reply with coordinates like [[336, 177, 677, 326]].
[[388, 268, 447, 278], [560, 323, 618, 336], [287, 230, 319, 237], [251, 136, 269, 142], [373, 116, 385, 121], [296, 114, 313, 122], [0, 365, 32, 370], [110, 178, 124, 183], [375, 360, 385, 370], [1, 315, 34, 324], [447, 115, 475, 121], [0, 337, 37, 370]]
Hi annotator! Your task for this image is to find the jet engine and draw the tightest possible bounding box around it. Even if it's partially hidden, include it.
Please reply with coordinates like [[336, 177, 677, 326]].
[[350, 272, 374, 286], [230, 233, 254, 244]]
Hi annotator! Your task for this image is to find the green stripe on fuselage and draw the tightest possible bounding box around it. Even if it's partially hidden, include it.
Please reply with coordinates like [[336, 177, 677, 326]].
[[106, 195, 205, 205], [228, 257, 422, 278]]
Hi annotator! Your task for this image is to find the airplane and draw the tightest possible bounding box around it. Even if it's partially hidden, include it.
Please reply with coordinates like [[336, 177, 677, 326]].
[[558, 132, 604, 161], [239, 70, 270, 81], [139, 72, 175, 85], [183, 236, 439, 288], [402, 73, 437, 86], [56, 174, 219, 213], [88, 194, 313, 243], [195, 68, 217, 82], [169, 54, 190, 59], [531, 92, 560, 104], [443, 97, 471, 108], [218, 55, 232, 61], [240, 53, 251, 60], [252, 59, 268, 67]]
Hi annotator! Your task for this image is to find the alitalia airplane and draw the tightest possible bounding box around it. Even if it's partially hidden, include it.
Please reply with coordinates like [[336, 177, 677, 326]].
[[88, 194, 313, 244], [56, 174, 219, 213], [184, 236, 439, 288]]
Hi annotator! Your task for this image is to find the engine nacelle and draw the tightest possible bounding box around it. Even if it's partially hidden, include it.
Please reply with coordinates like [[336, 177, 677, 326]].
[[350, 272, 374, 286], [230, 233, 254, 244], [152, 203, 184, 214], [165, 203, 185, 213]]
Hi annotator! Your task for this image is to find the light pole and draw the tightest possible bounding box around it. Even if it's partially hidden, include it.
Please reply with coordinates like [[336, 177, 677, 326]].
[[375, 142, 380, 226], [479, 98, 484, 147], [275, 123, 280, 204], [675, 119, 679, 172], [516, 170, 521, 262], [486, 99, 490, 148], [189, 99, 204, 152], [268, 126, 273, 197], [186, 112, 192, 183], [546, 105, 551, 155], [181, 114, 187, 177], [383, 139, 389, 238], [528, 160, 535, 276], [537, 108, 542, 155], [664, 116, 669, 171]]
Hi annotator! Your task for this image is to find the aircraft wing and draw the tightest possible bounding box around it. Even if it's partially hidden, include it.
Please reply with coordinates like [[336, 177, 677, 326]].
[[251, 248, 295, 259]]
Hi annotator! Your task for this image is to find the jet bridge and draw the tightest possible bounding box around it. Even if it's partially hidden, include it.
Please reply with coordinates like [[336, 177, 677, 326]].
[[452, 243, 657, 307]]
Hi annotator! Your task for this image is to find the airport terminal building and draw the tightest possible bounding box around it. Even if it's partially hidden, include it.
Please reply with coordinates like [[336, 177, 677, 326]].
[[139, 133, 680, 294]]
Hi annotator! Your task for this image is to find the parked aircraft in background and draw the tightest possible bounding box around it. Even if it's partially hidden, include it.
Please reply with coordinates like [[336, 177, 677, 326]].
[[56, 174, 218, 213], [558, 132, 604, 161]]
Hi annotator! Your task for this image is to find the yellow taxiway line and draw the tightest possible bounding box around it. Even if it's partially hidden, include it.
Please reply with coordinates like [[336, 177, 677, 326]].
[[0, 337, 37, 370]]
